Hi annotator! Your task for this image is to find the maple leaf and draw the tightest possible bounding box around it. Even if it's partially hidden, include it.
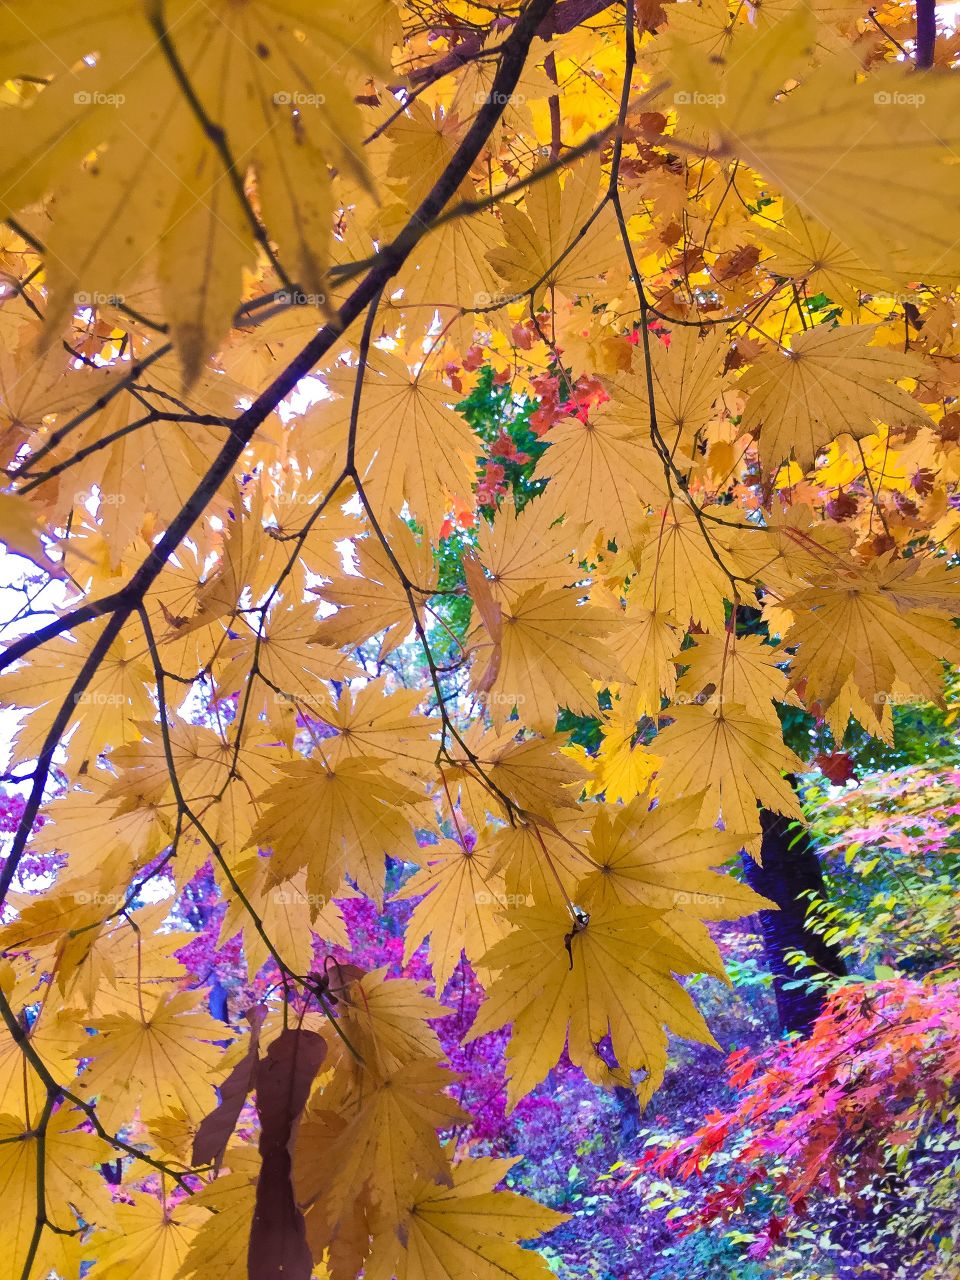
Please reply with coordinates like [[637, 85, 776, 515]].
[[0, 1106, 113, 1276], [251, 755, 424, 907], [395, 837, 511, 990], [301, 350, 479, 536], [176, 1159, 261, 1280], [668, 7, 960, 279], [604, 326, 727, 459], [487, 154, 625, 304], [294, 1059, 469, 1229], [88, 1192, 204, 1280], [0, 624, 154, 768], [468, 899, 718, 1108], [632, 501, 740, 633], [0, 492, 64, 577], [336, 968, 451, 1078], [654, 701, 804, 850], [475, 500, 580, 604], [675, 632, 794, 720], [0, 311, 115, 464], [364, 1156, 569, 1280], [487, 817, 595, 909], [317, 677, 439, 783], [533, 413, 667, 544], [470, 584, 625, 731], [78, 990, 231, 1132], [443, 725, 590, 826], [757, 204, 889, 310], [312, 519, 438, 659], [576, 794, 771, 919], [780, 556, 960, 725], [218, 856, 349, 979], [577, 718, 661, 803], [610, 602, 683, 717], [740, 325, 931, 470], [217, 598, 358, 710]]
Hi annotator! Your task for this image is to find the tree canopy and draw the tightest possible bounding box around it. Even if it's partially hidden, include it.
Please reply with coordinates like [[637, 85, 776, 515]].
[[0, 0, 958, 1276]]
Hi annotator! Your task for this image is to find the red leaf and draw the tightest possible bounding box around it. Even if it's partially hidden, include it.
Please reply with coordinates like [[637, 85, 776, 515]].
[[193, 1005, 265, 1169], [249, 1027, 328, 1280], [814, 751, 857, 785]]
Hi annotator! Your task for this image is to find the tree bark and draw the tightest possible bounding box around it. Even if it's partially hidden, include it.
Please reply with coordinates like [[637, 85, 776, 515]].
[[741, 807, 847, 1036], [916, 0, 936, 68]]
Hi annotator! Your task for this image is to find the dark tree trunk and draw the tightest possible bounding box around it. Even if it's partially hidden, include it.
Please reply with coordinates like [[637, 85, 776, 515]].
[[741, 807, 848, 1036]]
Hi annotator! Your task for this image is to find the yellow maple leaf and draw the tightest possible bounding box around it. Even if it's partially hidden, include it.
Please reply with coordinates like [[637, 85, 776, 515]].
[[781, 556, 960, 723], [468, 899, 717, 1108], [217, 855, 349, 979], [176, 1162, 260, 1280], [632, 501, 740, 633], [294, 1059, 468, 1228], [740, 324, 930, 470], [0, 1106, 114, 1277], [78, 990, 231, 1131], [443, 725, 590, 826], [476, 500, 581, 606], [610, 602, 683, 718], [667, 7, 960, 281], [317, 678, 439, 783], [87, 1192, 203, 1280], [312, 519, 437, 659], [487, 815, 595, 909], [534, 414, 666, 544], [580, 718, 661, 803], [0, 492, 62, 577], [675, 631, 793, 721], [487, 153, 625, 304], [395, 837, 511, 990], [364, 1156, 569, 1280], [603, 326, 727, 460], [336, 968, 451, 1079], [251, 755, 424, 907], [0, 625, 154, 768], [654, 701, 804, 850], [470, 585, 624, 732], [301, 351, 479, 536], [577, 794, 771, 919]]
